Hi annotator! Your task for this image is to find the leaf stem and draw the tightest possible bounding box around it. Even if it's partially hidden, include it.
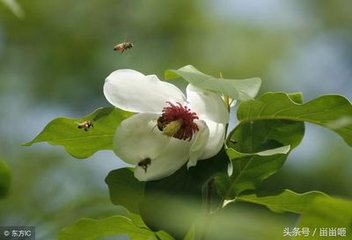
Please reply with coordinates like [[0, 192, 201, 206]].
[[219, 72, 231, 138]]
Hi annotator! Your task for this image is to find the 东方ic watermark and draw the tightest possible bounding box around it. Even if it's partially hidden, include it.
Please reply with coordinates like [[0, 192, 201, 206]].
[[0, 226, 35, 240]]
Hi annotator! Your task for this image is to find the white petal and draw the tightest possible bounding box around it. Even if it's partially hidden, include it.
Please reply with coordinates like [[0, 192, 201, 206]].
[[104, 69, 186, 113], [113, 113, 170, 164], [187, 120, 209, 168], [199, 120, 226, 160], [114, 113, 192, 181], [135, 138, 191, 181], [186, 84, 229, 124]]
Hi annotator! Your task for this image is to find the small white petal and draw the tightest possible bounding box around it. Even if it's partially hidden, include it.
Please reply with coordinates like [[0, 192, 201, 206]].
[[135, 138, 191, 181], [104, 69, 186, 113], [199, 120, 226, 160], [113, 113, 170, 164], [186, 84, 229, 124], [187, 120, 209, 168]]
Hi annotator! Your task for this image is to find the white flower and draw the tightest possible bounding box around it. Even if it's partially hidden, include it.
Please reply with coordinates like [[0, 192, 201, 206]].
[[104, 69, 229, 181]]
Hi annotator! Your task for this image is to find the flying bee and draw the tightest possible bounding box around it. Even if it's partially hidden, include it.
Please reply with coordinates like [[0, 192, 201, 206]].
[[113, 41, 133, 53], [77, 120, 94, 131], [138, 158, 151, 173]]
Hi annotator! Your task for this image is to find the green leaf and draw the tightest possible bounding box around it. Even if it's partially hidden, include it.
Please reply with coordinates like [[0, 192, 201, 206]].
[[59, 215, 159, 240], [216, 145, 293, 199], [23, 107, 132, 159], [297, 196, 352, 239], [215, 155, 288, 199], [217, 92, 352, 200], [236, 189, 327, 213], [226, 145, 291, 160], [183, 226, 196, 240], [237, 92, 352, 147], [105, 168, 145, 214], [165, 65, 261, 100], [219, 118, 304, 198], [155, 231, 176, 240], [0, 160, 11, 198], [224, 94, 306, 196], [0, 0, 25, 18], [126, 212, 149, 229]]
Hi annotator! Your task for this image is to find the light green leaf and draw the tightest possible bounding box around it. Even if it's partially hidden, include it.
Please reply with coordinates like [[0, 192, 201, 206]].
[[1, 0, 25, 18], [237, 92, 352, 147], [105, 168, 145, 214], [297, 196, 352, 239], [165, 65, 261, 100], [236, 189, 327, 213], [226, 145, 291, 160], [0, 160, 11, 198], [127, 213, 149, 229], [23, 107, 132, 159], [59, 215, 158, 240], [156, 231, 176, 240]]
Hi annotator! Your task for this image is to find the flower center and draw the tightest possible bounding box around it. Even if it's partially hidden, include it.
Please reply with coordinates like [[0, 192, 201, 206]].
[[157, 102, 199, 141]]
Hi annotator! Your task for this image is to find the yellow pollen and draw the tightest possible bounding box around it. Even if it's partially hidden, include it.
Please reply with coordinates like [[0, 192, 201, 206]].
[[162, 120, 183, 137]]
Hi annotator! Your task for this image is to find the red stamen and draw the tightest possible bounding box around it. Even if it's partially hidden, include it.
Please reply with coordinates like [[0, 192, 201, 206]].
[[158, 102, 199, 141]]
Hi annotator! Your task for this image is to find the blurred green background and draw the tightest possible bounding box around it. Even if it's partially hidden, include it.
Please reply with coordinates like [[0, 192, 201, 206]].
[[0, 0, 351, 239]]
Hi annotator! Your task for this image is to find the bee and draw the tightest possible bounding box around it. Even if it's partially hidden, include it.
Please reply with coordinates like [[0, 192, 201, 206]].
[[156, 116, 165, 131], [77, 120, 94, 131], [113, 41, 133, 53], [150, 117, 164, 133], [138, 158, 151, 173]]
